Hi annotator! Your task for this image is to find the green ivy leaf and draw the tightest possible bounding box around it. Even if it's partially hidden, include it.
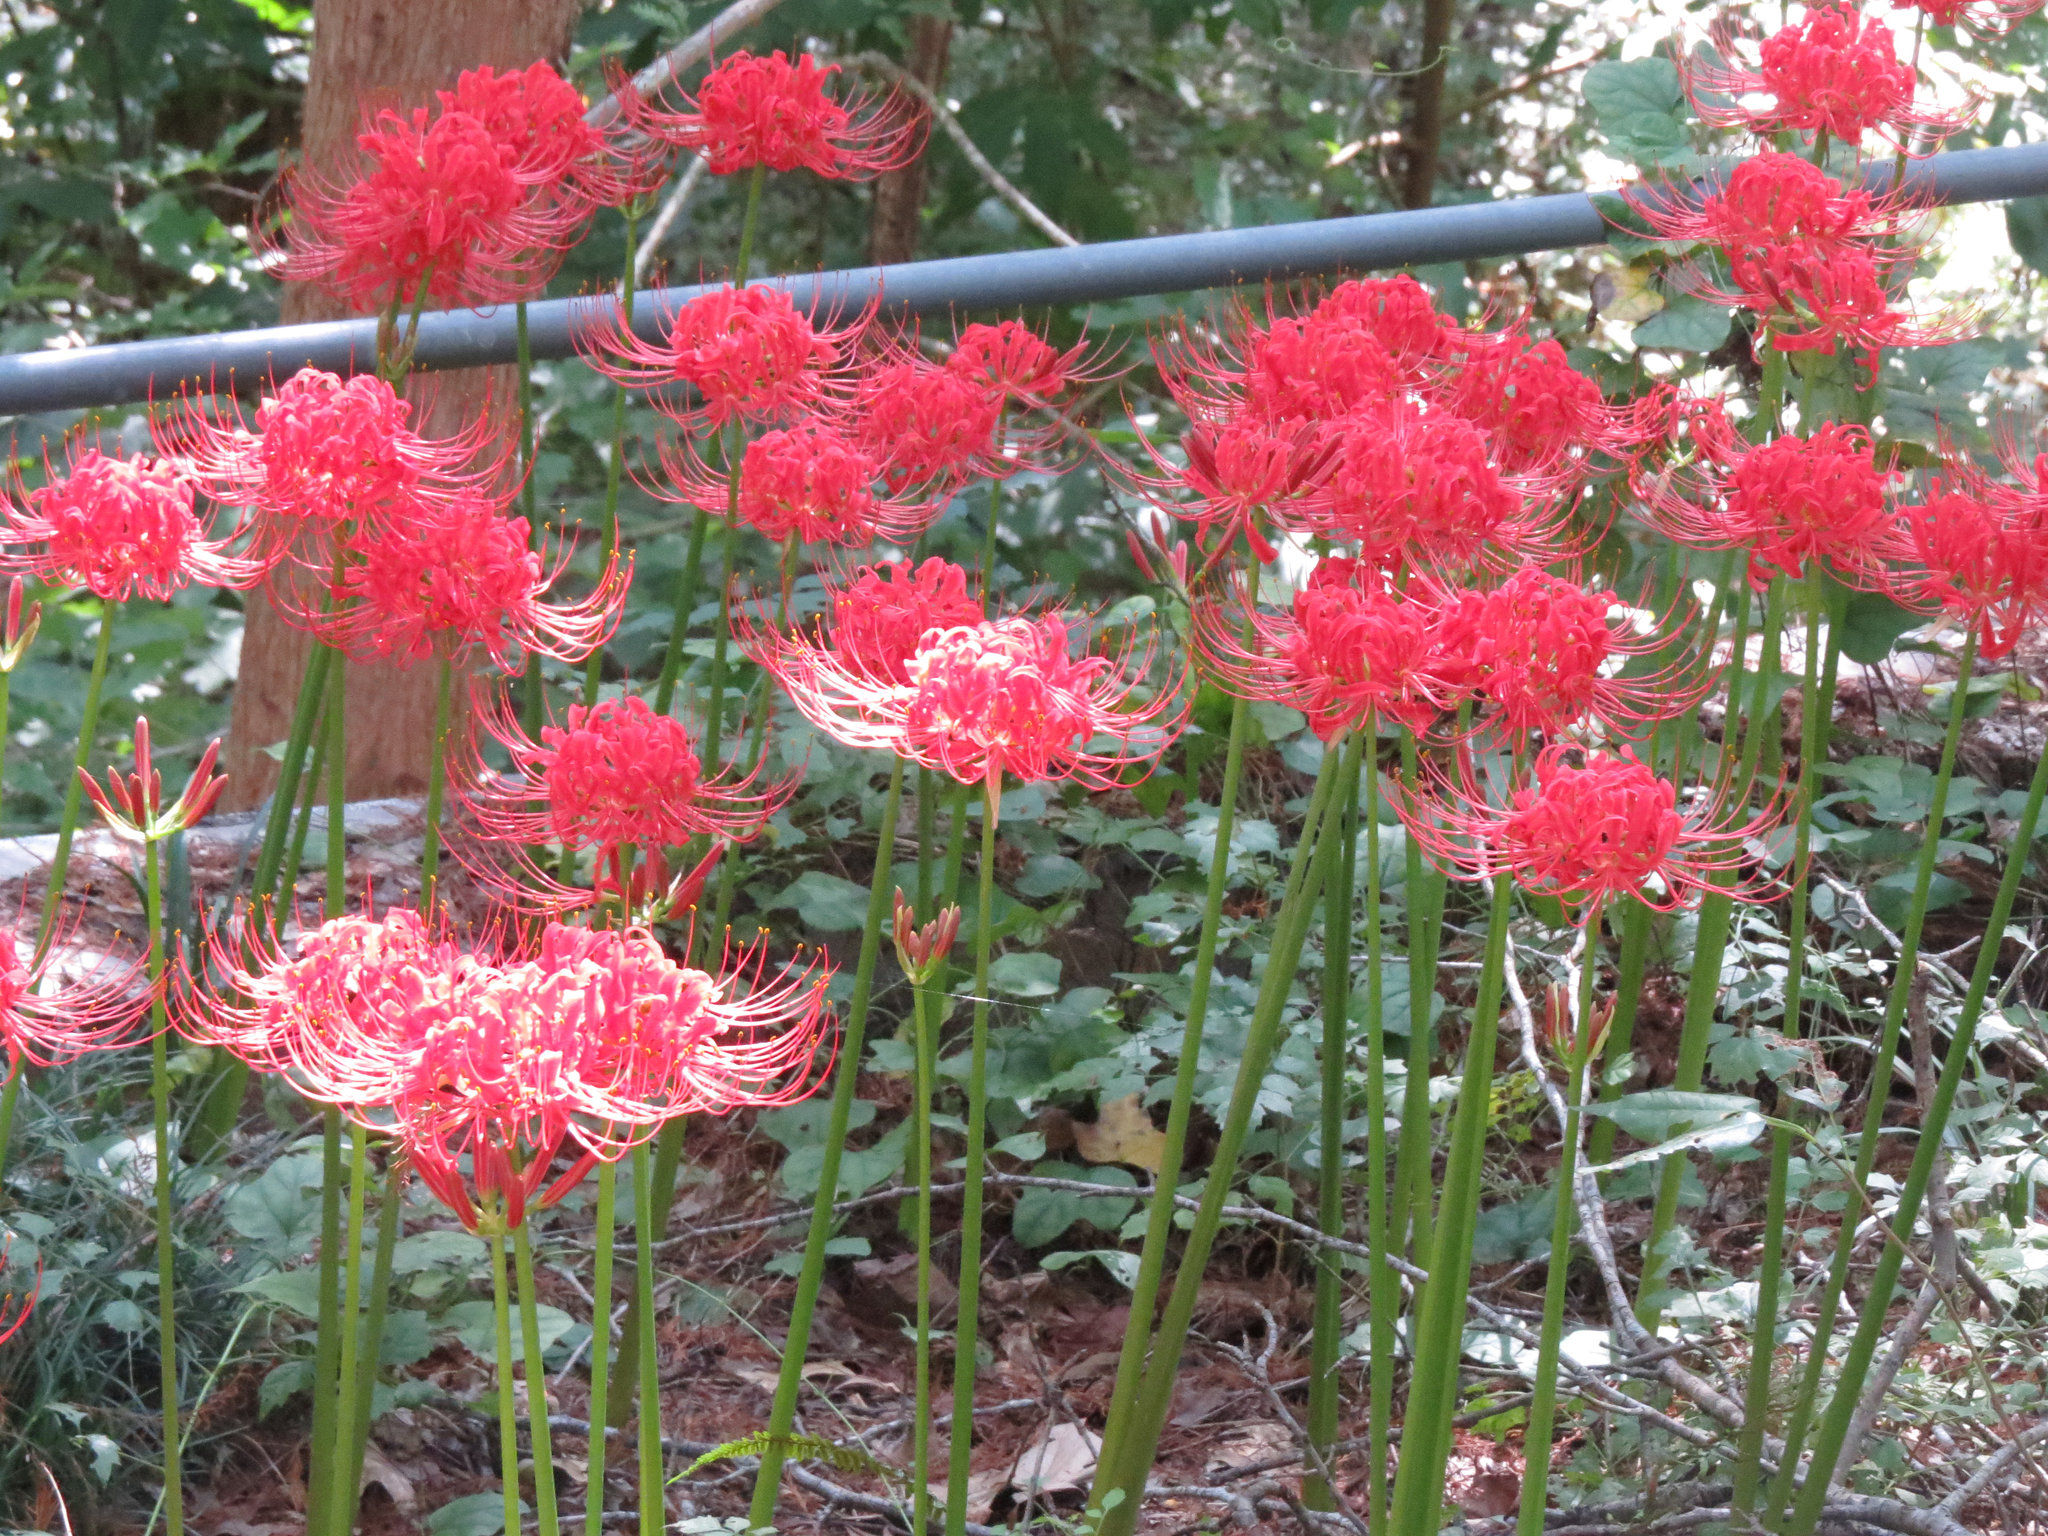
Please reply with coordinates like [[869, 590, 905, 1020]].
[[2008, 196, 2048, 278], [989, 951, 1063, 997], [771, 870, 872, 932]]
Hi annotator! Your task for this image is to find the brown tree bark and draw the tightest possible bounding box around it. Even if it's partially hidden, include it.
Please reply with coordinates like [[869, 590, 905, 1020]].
[[866, 15, 953, 268], [1400, 0, 1456, 209], [223, 0, 587, 808]]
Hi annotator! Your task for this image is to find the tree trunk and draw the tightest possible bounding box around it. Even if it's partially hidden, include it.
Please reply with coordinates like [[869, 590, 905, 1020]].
[[866, 15, 952, 268], [1400, 0, 1455, 210], [223, 0, 587, 808]]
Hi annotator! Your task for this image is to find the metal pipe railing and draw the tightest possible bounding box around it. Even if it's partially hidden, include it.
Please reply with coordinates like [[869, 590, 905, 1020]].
[[4, 139, 2046, 419]]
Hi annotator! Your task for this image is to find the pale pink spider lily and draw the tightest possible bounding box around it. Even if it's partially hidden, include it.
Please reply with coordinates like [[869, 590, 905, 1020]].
[[1425, 565, 1718, 742], [0, 447, 268, 602], [1394, 742, 1792, 919], [646, 412, 944, 547], [1630, 420, 1911, 592], [1188, 558, 1451, 740], [577, 282, 865, 433], [278, 487, 629, 673], [603, 49, 925, 181], [1680, 4, 1976, 155], [155, 367, 514, 561]]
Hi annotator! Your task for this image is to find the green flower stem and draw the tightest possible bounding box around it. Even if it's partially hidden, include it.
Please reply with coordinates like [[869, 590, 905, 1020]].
[[1586, 898, 1653, 1171], [583, 1161, 617, 1536], [306, 1109, 345, 1536], [1392, 728, 1446, 1265], [261, 645, 334, 906], [492, 1229, 523, 1536], [1765, 626, 1981, 1518], [700, 518, 738, 778], [333, 1124, 370, 1528], [651, 509, 711, 719], [513, 1223, 561, 1536], [0, 639, 28, 1164], [144, 837, 184, 1536], [36, 595, 116, 957], [633, 1145, 662, 1536], [343, 1155, 404, 1536], [1784, 717, 2048, 1536], [916, 767, 937, 921], [1638, 574, 1787, 1325], [326, 650, 347, 917], [1359, 755, 1394, 1536], [421, 653, 453, 900], [746, 758, 908, 1528], [285, 724, 329, 905], [944, 769, 1004, 1536], [1733, 574, 1839, 1516], [1098, 746, 1348, 1536], [911, 968, 940, 1536], [1389, 871, 1516, 1536], [1307, 742, 1363, 1512], [1088, 689, 1253, 1511], [582, 209, 640, 709], [1516, 908, 1601, 1536]]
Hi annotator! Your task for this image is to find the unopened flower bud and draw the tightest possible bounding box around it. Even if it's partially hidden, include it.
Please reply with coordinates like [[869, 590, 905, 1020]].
[[892, 888, 961, 984], [1542, 980, 1616, 1069]]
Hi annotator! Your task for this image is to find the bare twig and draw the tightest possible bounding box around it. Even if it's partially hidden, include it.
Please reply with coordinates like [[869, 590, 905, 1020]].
[[634, 153, 711, 284], [848, 50, 1080, 249], [1209, 1305, 1370, 1536]]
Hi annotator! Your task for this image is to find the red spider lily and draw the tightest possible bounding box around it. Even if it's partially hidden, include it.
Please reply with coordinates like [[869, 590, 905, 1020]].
[[1301, 401, 1564, 576], [756, 605, 1185, 792], [188, 909, 831, 1230], [0, 448, 266, 602], [650, 415, 941, 546], [1895, 0, 2043, 34], [581, 283, 855, 432], [1895, 480, 2048, 659], [303, 488, 627, 671], [439, 60, 662, 221], [849, 353, 1070, 491], [81, 717, 230, 843], [0, 917, 150, 1075], [0, 578, 40, 674], [1682, 4, 1972, 153], [1628, 152, 1894, 250], [1428, 566, 1714, 740], [741, 557, 987, 699], [1708, 236, 1969, 372], [267, 105, 561, 313], [1434, 330, 1629, 473], [450, 682, 796, 912], [1399, 742, 1787, 918], [892, 889, 961, 984], [159, 368, 511, 559], [606, 48, 924, 180], [1190, 558, 1450, 739], [1633, 421, 1907, 590], [946, 320, 1116, 413], [1119, 413, 1335, 565]]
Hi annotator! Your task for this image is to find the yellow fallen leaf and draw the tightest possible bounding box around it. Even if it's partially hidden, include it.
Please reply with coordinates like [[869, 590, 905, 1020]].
[[1074, 1093, 1167, 1172]]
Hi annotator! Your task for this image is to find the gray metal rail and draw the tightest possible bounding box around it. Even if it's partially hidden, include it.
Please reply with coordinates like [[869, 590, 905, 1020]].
[[3, 140, 2046, 418]]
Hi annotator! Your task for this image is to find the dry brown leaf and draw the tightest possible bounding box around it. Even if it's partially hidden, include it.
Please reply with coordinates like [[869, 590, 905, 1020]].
[[358, 1445, 417, 1515], [1010, 1421, 1099, 1498], [1073, 1094, 1167, 1172]]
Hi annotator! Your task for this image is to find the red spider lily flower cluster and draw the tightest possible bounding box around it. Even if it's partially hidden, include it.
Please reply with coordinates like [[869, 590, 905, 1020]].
[[752, 578, 1185, 792], [0, 923, 150, 1075], [1634, 419, 1907, 591], [81, 718, 230, 843], [1896, 0, 2044, 33], [282, 491, 627, 673], [1191, 560, 1450, 739], [1431, 567, 1712, 740], [1683, 4, 1972, 152], [1, 448, 266, 602], [1623, 152, 1968, 373], [608, 48, 924, 181], [272, 61, 652, 312], [452, 684, 793, 913], [1132, 277, 1621, 578], [653, 418, 941, 547], [1400, 743, 1788, 919], [747, 557, 987, 692], [161, 368, 510, 559], [185, 908, 832, 1231], [1896, 470, 2048, 658]]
